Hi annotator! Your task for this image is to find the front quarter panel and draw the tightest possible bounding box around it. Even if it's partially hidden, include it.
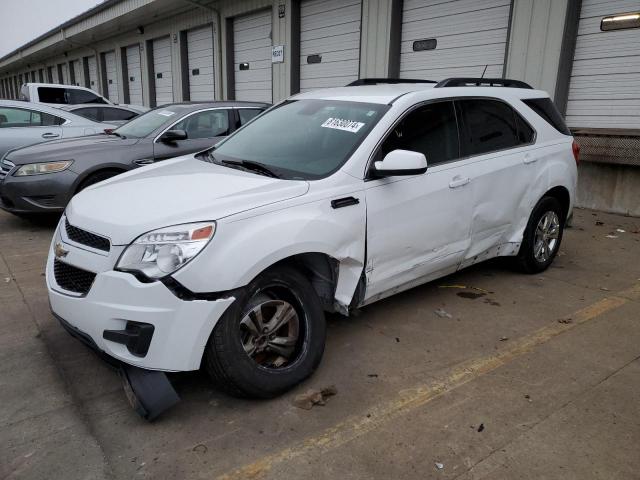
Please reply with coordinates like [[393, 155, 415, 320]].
[[173, 173, 366, 310]]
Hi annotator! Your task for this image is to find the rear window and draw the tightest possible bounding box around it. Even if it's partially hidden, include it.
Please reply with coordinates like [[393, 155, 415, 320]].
[[102, 107, 137, 121], [73, 107, 101, 122], [38, 87, 67, 104], [522, 98, 571, 136], [457, 99, 521, 156], [68, 89, 107, 104]]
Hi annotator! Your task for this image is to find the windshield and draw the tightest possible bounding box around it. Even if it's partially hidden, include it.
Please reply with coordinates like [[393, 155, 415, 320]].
[[210, 100, 389, 179], [113, 108, 179, 138]]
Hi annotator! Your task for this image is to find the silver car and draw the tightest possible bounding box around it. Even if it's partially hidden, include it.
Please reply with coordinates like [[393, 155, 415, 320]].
[[0, 99, 116, 158]]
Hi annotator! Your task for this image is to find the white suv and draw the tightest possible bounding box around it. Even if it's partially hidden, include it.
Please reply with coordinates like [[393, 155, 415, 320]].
[[47, 78, 578, 400]]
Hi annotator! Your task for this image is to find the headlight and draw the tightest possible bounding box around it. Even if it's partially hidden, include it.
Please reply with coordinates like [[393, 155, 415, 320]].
[[14, 160, 74, 176], [116, 222, 215, 279]]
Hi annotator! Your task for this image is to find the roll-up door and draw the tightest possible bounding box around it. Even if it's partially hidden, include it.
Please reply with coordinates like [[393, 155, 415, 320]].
[[50, 66, 58, 84], [299, 0, 361, 92], [125, 45, 143, 105], [70, 60, 82, 86], [153, 36, 174, 105], [566, 0, 640, 129], [104, 51, 119, 102], [87, 56, 98, 89], [187, 24, 215, 101], [399, 0, 511, 81], [59, 63, 69, 84], [233, 9, 272, 102]]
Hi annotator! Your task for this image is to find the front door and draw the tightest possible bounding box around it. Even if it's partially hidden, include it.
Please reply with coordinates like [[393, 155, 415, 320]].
[[153, 108, 232, 161], [364, 100, 473, 303]]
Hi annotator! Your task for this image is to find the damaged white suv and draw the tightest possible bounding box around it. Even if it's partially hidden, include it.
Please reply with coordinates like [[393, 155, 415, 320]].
[[47, 78, 578, 399]]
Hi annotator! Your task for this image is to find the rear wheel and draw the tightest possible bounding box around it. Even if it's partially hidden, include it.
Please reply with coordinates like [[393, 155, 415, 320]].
[[204, 266, 326, 398], [516, 196, 565, 273]]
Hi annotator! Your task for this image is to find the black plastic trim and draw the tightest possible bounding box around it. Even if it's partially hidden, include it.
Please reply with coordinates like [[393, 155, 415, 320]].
[[347, 78, 436, 86], [103, 321, 154, 357], [161, 276, 240, 302], [331, 197, 360, 209], [435, 77, 533, 89]]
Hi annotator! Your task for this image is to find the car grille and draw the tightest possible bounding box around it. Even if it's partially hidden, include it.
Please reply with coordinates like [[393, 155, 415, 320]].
[[0, 158, 15, 181], [54, 259, 96, 295], [65, 220, 110, 252]]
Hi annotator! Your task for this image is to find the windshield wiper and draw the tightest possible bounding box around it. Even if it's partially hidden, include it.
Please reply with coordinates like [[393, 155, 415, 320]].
[[219, 159, 280, 178]]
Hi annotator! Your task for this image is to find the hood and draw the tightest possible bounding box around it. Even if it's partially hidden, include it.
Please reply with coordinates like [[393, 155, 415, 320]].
[[65, 156, 310, 245], [6, 135, 139, 165]]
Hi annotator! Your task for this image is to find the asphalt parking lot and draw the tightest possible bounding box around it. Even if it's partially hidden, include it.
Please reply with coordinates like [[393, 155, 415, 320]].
[[1, 207, 639, 480]]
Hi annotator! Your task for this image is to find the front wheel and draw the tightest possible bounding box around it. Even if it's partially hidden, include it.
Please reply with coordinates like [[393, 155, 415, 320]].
[[516, 196, 565, 273], [204, 266, 326, 398]]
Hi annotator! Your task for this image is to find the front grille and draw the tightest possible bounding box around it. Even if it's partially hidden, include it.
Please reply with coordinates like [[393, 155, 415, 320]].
[[0, 158, 15, 181], [54, 259, 96, 295], [65, 220, 110, 252]]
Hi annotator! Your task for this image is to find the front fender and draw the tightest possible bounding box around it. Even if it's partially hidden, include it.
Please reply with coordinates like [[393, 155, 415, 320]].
[[174, 194, 367, 309]]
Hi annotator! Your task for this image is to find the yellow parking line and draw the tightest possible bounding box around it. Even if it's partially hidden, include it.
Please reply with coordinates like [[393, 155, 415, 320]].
[[217, 283, 639, 480]]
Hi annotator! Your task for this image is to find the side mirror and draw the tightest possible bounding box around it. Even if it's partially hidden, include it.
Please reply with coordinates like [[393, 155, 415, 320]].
[[373, 149, 428, 177], [159, 129, 188, 143]]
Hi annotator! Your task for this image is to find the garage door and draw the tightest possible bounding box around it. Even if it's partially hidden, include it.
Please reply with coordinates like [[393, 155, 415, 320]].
[[566, 0, 640, 129], [50, 66, 58, 84], [71, 60, 82, 86], [60, 63, 70, 85], [87, 56, 98, 90], [104, 51, 119, 102], [187, 24, 215, 101], [233, 10, 272, 102], [125, 44, 143, 105], [299, 0, 361, 92], [153, 36, 174, 106], [399, 0, 511, 81]]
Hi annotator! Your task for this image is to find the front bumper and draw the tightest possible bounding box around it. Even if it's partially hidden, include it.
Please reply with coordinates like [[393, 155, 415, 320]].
[[0, 169, 76, 213], [46, 233, 236, 372]]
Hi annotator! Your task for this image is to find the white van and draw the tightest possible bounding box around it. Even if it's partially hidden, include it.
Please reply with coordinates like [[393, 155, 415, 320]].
[[19, 83, 112, 107]]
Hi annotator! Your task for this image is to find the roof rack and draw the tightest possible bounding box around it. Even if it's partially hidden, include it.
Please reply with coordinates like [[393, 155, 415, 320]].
[[434, 77, 533, 89], [346, 78, 437, 86]]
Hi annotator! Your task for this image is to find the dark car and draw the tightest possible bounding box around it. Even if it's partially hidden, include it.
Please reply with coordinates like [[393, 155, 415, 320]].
[[0, 101, 268, 214]]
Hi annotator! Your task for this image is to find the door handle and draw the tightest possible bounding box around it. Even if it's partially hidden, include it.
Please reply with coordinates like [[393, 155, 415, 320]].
[[449, 176, 470, 189], [41, 132, 59, 139], [134, 158, 155, 166], [523, 153, 537, 164]]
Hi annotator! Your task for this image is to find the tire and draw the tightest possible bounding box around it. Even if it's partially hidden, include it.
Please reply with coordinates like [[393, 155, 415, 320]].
[[516, 196, 565, 274], [77, 170, 122, 193], [203, 265, 326, 398]]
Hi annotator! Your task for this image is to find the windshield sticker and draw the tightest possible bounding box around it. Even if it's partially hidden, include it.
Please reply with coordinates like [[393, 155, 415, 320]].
[[157, 110, 176, 117], [321, 117, 365, 133]]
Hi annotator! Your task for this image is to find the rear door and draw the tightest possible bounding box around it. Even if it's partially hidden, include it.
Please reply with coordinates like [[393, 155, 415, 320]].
[[455, 98, 536, 265], [0, 106, 64, 155], [364, 100, 473, 302], [152, 108, 232, 160]]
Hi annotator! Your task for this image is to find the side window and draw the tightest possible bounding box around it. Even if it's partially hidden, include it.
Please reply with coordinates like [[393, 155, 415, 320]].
[[73, 107, 101, 122], [457, 99, 520, 156], [69, 89, 108, 104], [172, 110, 230, 140], [0, 107, 32, 127], [38, 87, 68, 104], [514, 110, 535, 144], [522, 98, 571, 135], [238, 108, 264, 126], [379, 101, 459, 166], [102, 108, 138, 121]]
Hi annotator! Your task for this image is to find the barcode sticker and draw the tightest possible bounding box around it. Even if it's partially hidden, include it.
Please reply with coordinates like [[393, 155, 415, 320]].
[[321, 117, 365, 133]]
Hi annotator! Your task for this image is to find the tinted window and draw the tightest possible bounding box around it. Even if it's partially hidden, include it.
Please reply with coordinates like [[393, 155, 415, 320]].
[[114, 109, 179, 139], [102, 107, 138, 121], [173, 110, 230, 139], [69, 89, 107, 104], [212, 100, 388, 179], [38, 87, 67, 104], [514, 110, 535, 144], [238, 108, 264, 125], [522, 98, 571, 135], [0, 107, 63, 127], [457, 99, 520, 156], [379, 101, 459, 166], [73, 107, 101, 122]]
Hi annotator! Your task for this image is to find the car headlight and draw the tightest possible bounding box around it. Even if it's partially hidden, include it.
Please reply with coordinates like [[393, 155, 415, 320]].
[[14, 160, 74, 176], [116, 222, 216, 279]]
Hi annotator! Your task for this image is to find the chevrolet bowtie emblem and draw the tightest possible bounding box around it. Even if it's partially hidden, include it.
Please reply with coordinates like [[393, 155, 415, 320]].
[[54, 243, 69, 259]]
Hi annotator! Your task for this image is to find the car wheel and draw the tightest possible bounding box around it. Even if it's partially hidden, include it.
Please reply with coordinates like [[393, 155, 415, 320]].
[[516, 196, 565, 274], [77, 170, 122, 193], [204, 265, 326, 398]]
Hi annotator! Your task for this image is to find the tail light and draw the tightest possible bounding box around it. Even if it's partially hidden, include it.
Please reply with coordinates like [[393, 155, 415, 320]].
[[572, 140, 580, 165]]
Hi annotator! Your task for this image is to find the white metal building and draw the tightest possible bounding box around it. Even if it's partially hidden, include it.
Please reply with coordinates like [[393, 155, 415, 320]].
[[0, 0, 638, 213]]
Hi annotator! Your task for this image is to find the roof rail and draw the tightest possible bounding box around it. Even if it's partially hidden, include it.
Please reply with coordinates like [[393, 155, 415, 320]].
[[434, 77, 533, 89], [347, 78, 437, 86]]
